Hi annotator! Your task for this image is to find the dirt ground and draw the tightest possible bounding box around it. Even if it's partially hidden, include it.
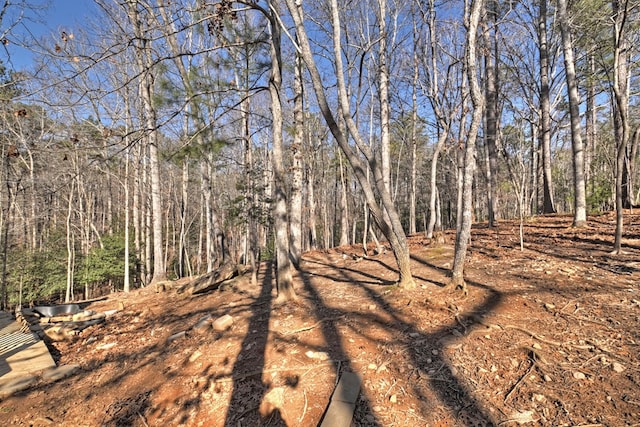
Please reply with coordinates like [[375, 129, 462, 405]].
[[1, 212, 640, 426]]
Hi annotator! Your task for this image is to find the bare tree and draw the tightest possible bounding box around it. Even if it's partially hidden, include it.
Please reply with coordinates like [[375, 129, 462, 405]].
[[451, 0, 485, 294], [557, 0, 587, 227], [284, 0, 416, 288]]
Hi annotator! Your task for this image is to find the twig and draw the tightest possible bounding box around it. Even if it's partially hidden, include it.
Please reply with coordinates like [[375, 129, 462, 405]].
[[299, 389, 308, 425], [281, 316, 344, 336], [137, 412, 149, 427], [504, 362, 534, 403], [504, 325, 564, 347]]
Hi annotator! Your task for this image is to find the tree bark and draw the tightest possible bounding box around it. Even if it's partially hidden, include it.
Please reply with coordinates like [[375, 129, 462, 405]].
[[538, 0, 556, 214], [611, 0, 630, 253], [557, 0, 587, 227], [451, 0, 485, 293], [290, 49, 304, 267], [269, 1, 296, 301], [127, 0, 166, 282]]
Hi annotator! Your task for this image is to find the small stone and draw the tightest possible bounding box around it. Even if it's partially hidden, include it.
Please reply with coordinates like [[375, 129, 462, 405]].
[[490, 365, 498, 373], [367, 363, 377, 370], [532, 343, 542, 350], [543, 374, 552, 382], [389, 394, 397, 403], [372, 406, 382, 412], [189, 350, 203, 363], [544, 303, 555, 310], [305, 350, 329, 360], [166, 331, 187, 343], [212, 314, 234, 332], [431, 349, 438, 355], [573, 372, 586, 380], [612, 362, 626, 373], [96, 342, 116, 350]]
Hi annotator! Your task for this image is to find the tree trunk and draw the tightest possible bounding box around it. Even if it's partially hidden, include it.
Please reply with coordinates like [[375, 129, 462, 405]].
[[290, 49, 304, 267], [285, 0, 415, 288], [269, 1, 296, 301], [612, 0, 630, 253], [538, 0, 556, 214], [482, 5, 500, 226], [127, 0, 165, 282], [451, 0, 485, 293], [557, 0, 587, 227]]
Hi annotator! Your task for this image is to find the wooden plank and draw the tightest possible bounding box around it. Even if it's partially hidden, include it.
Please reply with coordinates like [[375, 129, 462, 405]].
[[319, 372, 361, 427]]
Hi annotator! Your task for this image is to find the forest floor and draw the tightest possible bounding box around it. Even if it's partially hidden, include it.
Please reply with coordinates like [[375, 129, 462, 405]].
[[1, 213, 640, 426]]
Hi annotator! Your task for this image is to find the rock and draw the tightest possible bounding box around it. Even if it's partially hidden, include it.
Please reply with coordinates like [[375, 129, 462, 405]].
[[544, 303, 555, 310], [96, 342, 117, 350], [389, 394, 397, 403], [212, 314, 234, 332], [166, 331, 187, 343], [532, 343, 542, 350], [573, 372, 586, 380], [193, 314, 213, 333], [543, 374, 552, 382], [189, 350, 203, 363], [305, 350, 329, 360], [367, 363, 377, 371], [612, 362, 626, 373]]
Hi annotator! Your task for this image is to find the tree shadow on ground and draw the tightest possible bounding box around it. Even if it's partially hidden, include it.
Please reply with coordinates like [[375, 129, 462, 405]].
[[223, 264, 275, 426], [301, 251, 502, 425]]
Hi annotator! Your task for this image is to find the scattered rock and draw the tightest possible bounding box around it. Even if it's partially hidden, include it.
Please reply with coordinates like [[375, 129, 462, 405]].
[[573, 372, 586, 380], [189, 350, 203, 363], [612, 362, 626, 373], [166, 331, 187, 343], [96, 342, 116, 350], [305, 350, 329, 361], [509, 409, 536, 425], [192, 314, 213, 333], [212, 314, 234, 332]]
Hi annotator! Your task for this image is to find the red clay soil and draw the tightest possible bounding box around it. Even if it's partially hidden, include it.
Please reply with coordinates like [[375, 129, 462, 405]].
[[1, 212, 639, 426]]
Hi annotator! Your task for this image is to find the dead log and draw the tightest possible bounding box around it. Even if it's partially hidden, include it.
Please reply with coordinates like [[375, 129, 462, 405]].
[[177, 262, 238, 295]]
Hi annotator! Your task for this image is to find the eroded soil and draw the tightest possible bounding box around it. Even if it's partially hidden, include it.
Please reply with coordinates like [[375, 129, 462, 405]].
[[1, 213, 639, 426]]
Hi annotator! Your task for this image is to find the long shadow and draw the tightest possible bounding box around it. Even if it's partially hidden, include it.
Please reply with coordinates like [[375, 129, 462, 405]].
[[223, 263, 276, 426], [297, 269, 383, 426], [304, 252, 503, 425]]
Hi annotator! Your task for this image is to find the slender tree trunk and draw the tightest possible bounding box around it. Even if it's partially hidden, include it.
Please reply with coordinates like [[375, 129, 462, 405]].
[[557, 0, 587, 227], [612, 0, 630, 253], [482, 5, 500, 226], [538, 0, 556, 214], [127, 0, 165, 282], [269, 2, 296, 301], [65, 180, 75, 303], [409, 44, 418, 235], [338, 153, 349, 246], [451, 0, 485, 293], [585, 52, 596, 197], [290, 49, 304, 267], [378, 0, 391, 201]]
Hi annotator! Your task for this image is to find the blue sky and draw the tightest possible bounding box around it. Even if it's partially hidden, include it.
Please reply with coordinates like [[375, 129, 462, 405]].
[[3, 0, 96, 71]]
